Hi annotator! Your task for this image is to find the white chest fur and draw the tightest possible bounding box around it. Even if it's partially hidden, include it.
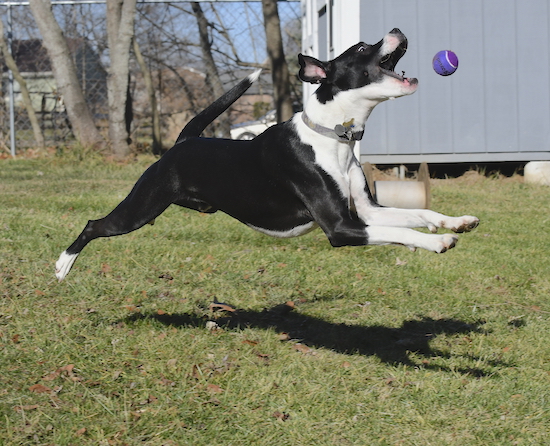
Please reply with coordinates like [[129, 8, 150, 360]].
[[293, 113, 356, 201]]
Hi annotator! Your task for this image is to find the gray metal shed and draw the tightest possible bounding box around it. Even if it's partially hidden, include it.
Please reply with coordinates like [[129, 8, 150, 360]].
[[301, 0, 550, 164]]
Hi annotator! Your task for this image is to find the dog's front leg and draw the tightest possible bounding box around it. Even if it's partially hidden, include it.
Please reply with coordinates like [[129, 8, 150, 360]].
[[348, 162, 479, 233], [362, 207, 479, 233]]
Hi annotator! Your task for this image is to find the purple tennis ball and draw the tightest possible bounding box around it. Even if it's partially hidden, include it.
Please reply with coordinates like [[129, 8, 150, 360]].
[[432, 50, 459, 76]]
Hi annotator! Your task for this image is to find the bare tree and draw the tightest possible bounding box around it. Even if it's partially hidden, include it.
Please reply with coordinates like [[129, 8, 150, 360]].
[[262, 0, 293, 122], [191, 2, 230, 137], [0, 19, 45, 150], [29, 0, 104, 149], [106, 0, 137, 158], [133, 37, 162, 154]]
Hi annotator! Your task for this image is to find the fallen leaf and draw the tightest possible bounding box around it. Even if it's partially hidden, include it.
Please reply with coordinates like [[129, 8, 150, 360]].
[[206, 384, 224, 394], [13, 404, 39, 412], [242, 339, 258, 346], [42, 370, 60, 381], [159, 376, 176, 387], [11, 334, 20, 344], [75, 427, 87, 436], [29, 384, 52, 394], [294, 343, 311, 353], [60, 364, 75, 374], [341, 361, 351, 368], [209, 302, 236, 312], [43, 364, 76, 382], [124, 305, 141, 313]]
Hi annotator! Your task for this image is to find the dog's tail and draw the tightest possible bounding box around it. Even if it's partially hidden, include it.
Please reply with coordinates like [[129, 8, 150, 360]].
[[175, 69, 262, 143]]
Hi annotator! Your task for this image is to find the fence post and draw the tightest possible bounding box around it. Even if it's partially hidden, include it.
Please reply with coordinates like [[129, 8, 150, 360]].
[[7, 3, 16, 157]]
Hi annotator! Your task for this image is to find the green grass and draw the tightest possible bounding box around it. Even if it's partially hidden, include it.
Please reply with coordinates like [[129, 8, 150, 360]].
[[1, 156, 550, 445]]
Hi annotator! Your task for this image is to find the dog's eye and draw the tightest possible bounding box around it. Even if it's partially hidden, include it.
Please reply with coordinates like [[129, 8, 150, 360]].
[[357, 45, 367, 52]]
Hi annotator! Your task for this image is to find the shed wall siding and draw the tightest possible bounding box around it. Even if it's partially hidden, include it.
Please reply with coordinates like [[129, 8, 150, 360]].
[[305, 0, 550, 163]]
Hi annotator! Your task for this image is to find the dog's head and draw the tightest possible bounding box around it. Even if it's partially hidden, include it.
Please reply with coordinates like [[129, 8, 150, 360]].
[[298, 28, 418, 104]]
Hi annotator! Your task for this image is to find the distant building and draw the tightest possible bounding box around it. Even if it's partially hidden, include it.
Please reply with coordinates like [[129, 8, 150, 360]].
[[1, 38, 107, 117]]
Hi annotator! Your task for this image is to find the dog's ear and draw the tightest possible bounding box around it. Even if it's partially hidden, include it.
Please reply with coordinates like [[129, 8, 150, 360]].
[[298, 54, 329, 84]]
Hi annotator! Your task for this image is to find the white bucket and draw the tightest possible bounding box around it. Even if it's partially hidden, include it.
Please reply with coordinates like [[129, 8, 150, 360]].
[[374, 181, 428, 209], [524, 161, 550, 185]]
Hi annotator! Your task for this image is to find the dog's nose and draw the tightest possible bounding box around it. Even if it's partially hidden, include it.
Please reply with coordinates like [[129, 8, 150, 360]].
[[389, 28, 402, 35]]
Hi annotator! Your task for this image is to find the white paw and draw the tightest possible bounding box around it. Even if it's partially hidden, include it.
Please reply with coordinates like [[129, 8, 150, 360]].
[[55, 251, 79, 281], [433, 234, 458, 253], [442, 216, 479, 233]]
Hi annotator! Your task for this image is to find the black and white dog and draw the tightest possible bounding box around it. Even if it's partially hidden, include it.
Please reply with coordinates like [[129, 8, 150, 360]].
[[55, 29, 478, 281]]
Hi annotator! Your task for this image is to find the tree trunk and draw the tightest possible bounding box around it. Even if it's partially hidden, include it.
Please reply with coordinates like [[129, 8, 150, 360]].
[[29, 0, 104, 149], [0, 19, 45, 150], [262, 0, 294, 123], [106, 0, 137, 159], [133, 38, 162, 154], [191, 2, 231, 138]]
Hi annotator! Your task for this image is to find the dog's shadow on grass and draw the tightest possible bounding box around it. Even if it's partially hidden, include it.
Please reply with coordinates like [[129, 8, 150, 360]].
[[126, 303, 501, 376]]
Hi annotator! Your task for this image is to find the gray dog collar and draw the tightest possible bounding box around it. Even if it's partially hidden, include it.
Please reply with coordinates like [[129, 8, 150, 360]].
[[301, 112, 364, 142]]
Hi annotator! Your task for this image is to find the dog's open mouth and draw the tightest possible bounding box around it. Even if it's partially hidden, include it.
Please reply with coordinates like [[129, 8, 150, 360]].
[[379, 40, 418, 85]]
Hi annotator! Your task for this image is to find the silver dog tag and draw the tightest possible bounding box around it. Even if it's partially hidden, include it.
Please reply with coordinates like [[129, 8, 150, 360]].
[[334, 124, 347, 138]]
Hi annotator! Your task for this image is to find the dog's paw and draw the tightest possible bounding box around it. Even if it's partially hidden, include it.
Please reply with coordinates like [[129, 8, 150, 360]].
[[433, 234, 458, 253], [55, 251, 79, 281], [442, 216, 479, 233]]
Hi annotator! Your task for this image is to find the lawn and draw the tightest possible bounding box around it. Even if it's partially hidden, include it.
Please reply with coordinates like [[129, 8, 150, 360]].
[[1, 155, 549, 445]]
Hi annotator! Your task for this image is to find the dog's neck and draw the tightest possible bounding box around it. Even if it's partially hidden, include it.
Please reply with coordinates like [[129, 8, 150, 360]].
[[302, 90, 382, 140]]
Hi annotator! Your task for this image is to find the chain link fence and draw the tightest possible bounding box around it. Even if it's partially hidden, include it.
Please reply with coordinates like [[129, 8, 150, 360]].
[[0, 1, 301, 155]]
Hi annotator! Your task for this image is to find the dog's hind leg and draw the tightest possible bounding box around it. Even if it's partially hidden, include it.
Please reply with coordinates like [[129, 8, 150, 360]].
[[56, 164, 175, 281]]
